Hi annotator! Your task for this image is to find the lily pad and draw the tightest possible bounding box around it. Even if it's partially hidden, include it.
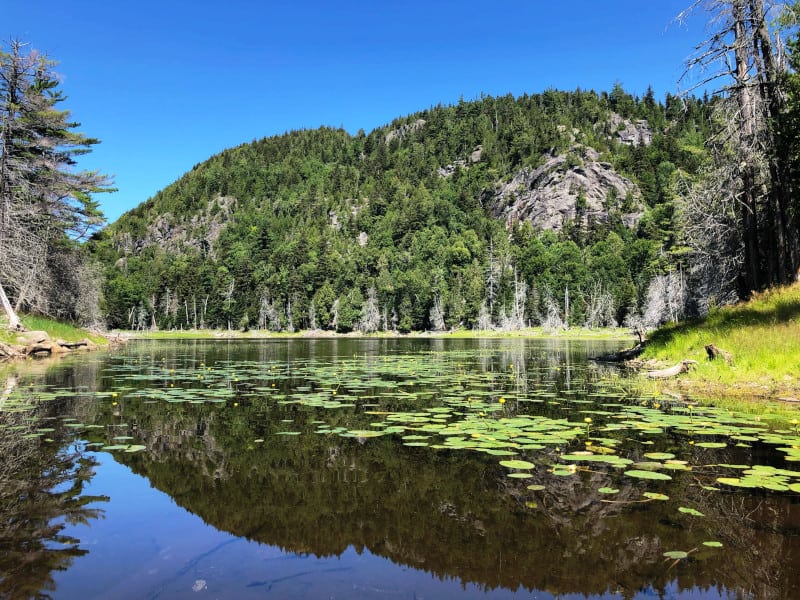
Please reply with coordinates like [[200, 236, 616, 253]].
[[678, 507, 704, 517], [499, 459, 535, 470], [623, 469, 672, 481], [643, 492, 669, 501]]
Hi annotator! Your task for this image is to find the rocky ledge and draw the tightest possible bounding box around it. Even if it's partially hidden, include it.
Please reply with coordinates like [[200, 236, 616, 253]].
[[0, 330, 101, 361], [487, 145, 643, 231]]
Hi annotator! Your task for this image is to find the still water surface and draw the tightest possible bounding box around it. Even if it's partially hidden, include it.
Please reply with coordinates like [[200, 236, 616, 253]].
[[1, 338, 799, 599]]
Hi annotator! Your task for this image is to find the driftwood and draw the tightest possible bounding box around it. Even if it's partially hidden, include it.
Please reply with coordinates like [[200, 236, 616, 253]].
[[58, 340, 89, 350], [596, 342, 646, 362], [0, 341, 23, 361], [646, 360, 698, 379], [705, 344, 733, 365]]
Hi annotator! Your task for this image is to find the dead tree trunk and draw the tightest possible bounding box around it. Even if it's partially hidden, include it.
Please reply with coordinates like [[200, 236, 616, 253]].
[[0, 281, 22, 330], [732, 0, 762, 292]]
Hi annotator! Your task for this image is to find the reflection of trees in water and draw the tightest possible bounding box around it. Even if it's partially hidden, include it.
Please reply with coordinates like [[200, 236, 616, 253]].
[[9, 340, 797, 599], [98, 396, 800, 600], [0, 377, 107, 600]]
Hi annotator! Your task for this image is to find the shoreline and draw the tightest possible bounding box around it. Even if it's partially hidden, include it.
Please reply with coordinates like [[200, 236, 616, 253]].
[[4, 320, 798, 405], [120, 326, 634, 341]]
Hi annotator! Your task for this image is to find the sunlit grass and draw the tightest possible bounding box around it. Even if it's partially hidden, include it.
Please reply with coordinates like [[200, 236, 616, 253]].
[[644, 282, 800, 400], [0, 314, 108, 345]]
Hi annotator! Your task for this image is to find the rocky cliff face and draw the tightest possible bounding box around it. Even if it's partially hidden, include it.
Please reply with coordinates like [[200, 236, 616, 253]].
[[486, 146, 643, 231], [112, 196, 236, 259], [607, 113, 652, 146]]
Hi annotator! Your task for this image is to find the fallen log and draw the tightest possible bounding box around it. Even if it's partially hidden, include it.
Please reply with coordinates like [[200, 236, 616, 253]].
[[596, 342, 646, 362], [705, 344, 733, 365], [646, 360, 698, 379], [0, 341, 23, 360], [58, 340, 88, 350]]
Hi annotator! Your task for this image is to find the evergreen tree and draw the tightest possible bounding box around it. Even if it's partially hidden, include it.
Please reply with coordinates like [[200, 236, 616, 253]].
[[0, 40, 112, 329]]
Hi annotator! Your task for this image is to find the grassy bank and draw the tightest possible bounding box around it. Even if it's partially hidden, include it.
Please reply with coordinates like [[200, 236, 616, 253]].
[[643, 282, 800, 401], [0, 315, 108, 346]]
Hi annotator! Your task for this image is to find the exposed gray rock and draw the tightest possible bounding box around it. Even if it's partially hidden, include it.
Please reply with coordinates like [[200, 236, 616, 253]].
[[438, 145, 483, 178], [385, 118, 426, 144], [607, 113, 652, 146], [470, 145, 483, 164], [113, 196, 236, 258], [487, 146, 643, 231]]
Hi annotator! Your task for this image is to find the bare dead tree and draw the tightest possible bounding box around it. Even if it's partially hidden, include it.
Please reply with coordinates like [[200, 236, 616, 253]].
[[285, 299, 294, 333], [485, 238, 498, 315], [330, 298, 340, 331], [643, 271, 689, 328], [429, 294, 446, 331], [584, 280, 617, 329], [510, 271, 528, 330], [360, 287, 381, 333], [258, 292, 281, 331], [200, 295, 209, 329], [675, 137, 745, 311], [678, 0, 798, 292], [308, 301, 317, 330], [541, 286, 566, 332], [474, 301, 493, 331]]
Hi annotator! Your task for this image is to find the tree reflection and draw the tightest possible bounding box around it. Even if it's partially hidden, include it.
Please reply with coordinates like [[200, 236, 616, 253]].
[[0, 379, 107, 600], [102, 398, 800, 600]]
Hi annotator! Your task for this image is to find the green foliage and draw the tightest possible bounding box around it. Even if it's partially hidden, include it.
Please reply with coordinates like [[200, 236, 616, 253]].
[[94, 89, 712, 331]]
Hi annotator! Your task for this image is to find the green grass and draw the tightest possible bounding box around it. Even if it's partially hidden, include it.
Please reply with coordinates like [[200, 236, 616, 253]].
[[0, 314, 108, 345], [643, 282, 800, 400]]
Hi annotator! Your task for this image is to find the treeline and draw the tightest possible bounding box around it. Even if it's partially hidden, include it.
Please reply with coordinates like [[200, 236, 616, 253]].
[[93, 88, 714, 332]]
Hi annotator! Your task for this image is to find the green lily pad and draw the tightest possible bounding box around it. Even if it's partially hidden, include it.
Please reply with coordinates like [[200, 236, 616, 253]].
[[624, 469, 672, 481], [499, 459, 535, 470], [643, 452, 675, 460], [643, 492, 669, 501], [678, 507, 704, 517]]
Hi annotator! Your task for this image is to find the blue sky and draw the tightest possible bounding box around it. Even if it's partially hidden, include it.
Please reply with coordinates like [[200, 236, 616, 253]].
[[6, 0, 708, 223]]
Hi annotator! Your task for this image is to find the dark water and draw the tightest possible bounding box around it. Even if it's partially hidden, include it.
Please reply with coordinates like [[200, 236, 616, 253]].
[[1, 338, 799, 599]]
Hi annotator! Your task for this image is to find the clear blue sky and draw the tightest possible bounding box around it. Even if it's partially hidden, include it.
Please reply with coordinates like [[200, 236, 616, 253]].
[[7, 0, 708, 223]]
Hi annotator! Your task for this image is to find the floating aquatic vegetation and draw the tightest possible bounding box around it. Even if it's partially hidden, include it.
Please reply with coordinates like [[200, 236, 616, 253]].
[[623, 470, 672, 481]]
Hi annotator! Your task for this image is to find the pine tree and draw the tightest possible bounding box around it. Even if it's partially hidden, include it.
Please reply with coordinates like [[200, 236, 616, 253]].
[[0, 40, 113, 329]]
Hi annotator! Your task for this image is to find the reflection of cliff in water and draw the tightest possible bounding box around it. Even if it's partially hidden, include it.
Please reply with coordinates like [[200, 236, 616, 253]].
[[101, 399, 800, 600], [0, 380, 107, 600]]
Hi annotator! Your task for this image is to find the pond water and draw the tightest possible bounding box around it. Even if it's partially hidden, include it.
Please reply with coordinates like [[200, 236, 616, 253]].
[[1, 338, 799, 599]]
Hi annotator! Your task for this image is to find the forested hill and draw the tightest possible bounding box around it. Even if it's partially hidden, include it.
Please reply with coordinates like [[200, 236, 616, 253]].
[[92, 87, 712, 332]]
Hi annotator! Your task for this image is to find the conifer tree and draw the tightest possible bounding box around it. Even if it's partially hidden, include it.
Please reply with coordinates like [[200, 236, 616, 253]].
[[0, 39, 112, 329]]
